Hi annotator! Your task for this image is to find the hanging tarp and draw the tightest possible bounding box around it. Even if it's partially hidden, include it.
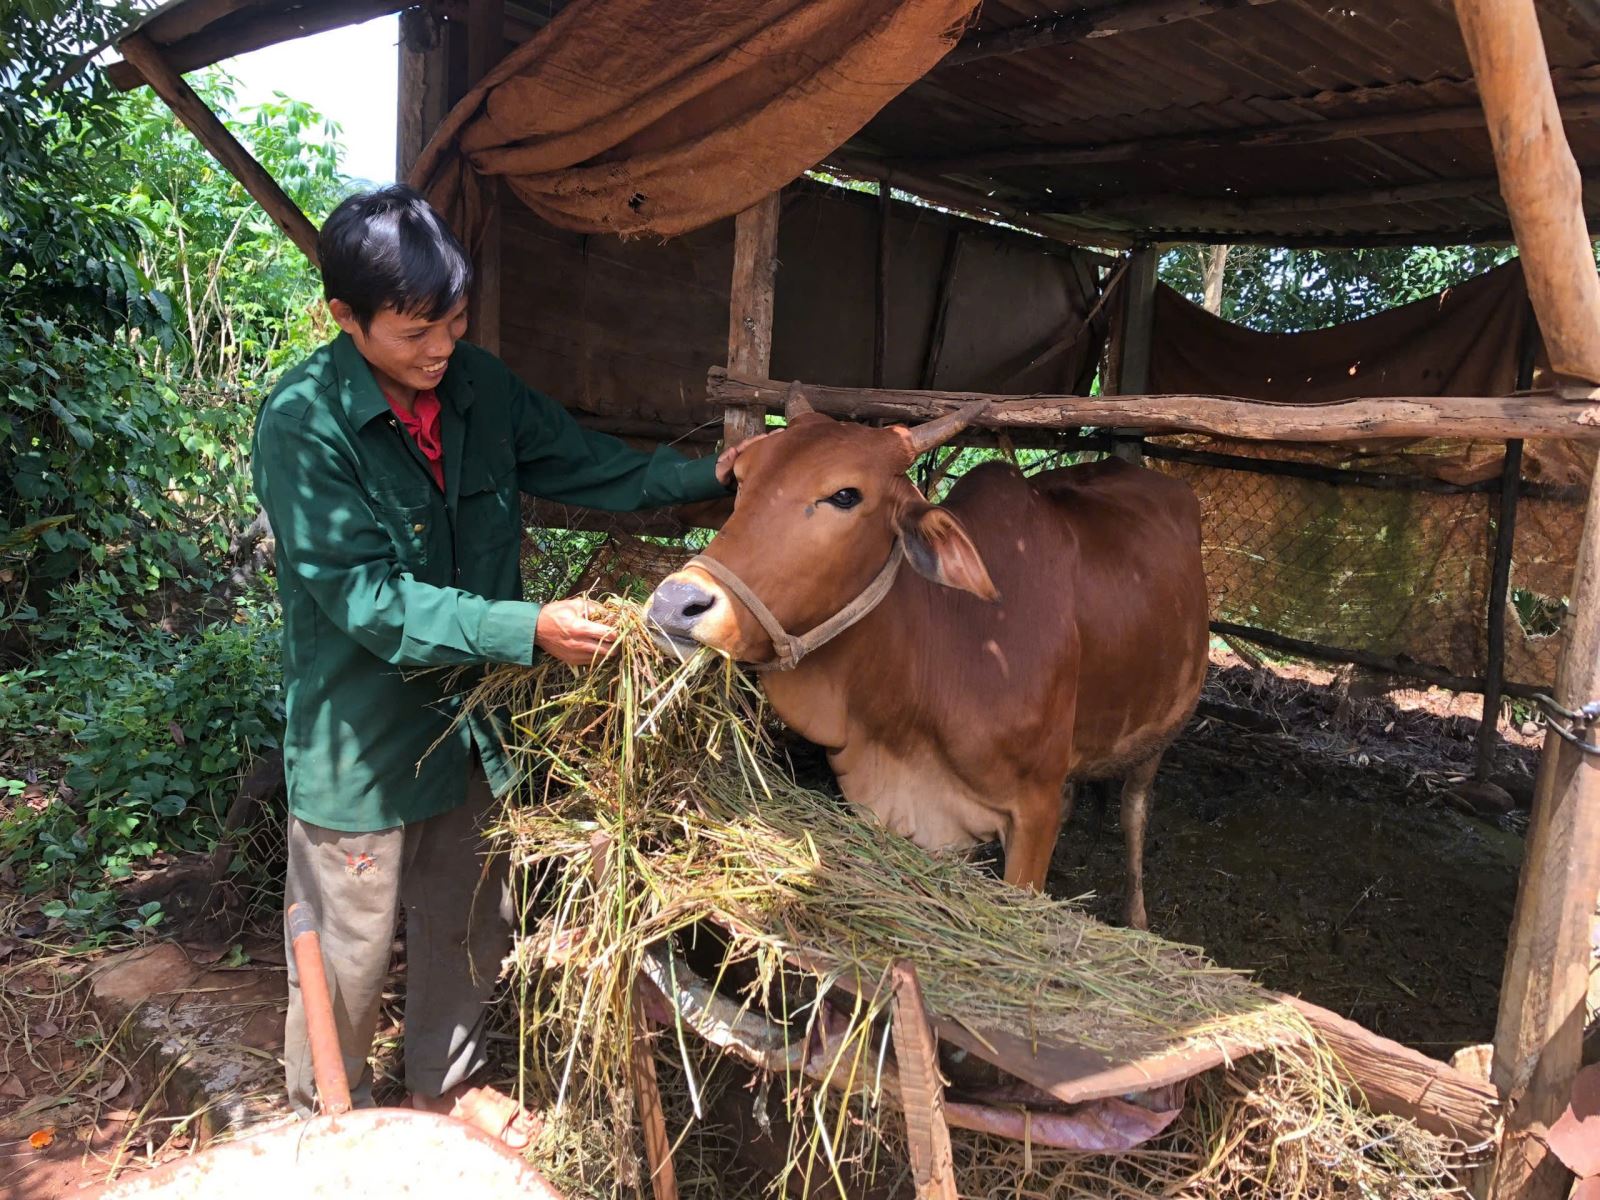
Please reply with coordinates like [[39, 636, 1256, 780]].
[[408, 0, 979, 243]]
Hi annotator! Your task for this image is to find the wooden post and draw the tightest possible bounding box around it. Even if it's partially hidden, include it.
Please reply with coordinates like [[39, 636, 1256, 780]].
[[118, 33, 320, 266], [630, 990, 679, 1200], [1109, 246, 1157, 462], [1452, 0, 1600, 385], [724, 194, 781, 446], [890, 961, 957, 1200], [397, 6, 449, 180], [875, 184, 892, 388], [1476, 324, 1538, 780], [463, 0, 504, 353], [1488, 460, 1600, 1198], [1474, 438, 1523, 783]]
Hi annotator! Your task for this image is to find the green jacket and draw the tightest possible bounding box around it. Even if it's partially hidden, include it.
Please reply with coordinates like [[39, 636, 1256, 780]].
[[252, 334, 726, 832]]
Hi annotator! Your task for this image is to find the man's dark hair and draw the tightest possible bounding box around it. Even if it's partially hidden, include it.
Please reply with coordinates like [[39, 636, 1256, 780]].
[[318, 184, 472, 330]]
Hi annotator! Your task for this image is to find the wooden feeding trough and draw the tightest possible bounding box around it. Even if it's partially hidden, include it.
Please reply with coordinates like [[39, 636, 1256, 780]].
[[102, 0, 1600, 1195]]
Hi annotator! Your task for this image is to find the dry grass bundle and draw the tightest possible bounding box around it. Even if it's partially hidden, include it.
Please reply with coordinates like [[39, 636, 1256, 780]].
[[463, 603, 1457, 1199]]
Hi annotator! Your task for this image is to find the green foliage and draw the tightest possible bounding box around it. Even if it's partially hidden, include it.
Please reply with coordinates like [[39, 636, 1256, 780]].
[[1, 595, 283, 934], [0, 3, 335, 936], [1158, 244, 1517, 332], [114, 77, 345, 382]]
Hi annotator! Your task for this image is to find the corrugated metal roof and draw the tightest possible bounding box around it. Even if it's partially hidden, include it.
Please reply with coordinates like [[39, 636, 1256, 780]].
[[847, 0, 1600, 244]]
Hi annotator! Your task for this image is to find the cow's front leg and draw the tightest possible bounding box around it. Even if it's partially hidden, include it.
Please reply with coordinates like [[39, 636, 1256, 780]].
[[1000, 790, 1065, 892], [1119, 754, 1162, 930]]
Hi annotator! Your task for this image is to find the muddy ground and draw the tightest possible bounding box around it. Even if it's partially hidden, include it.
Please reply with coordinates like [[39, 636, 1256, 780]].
[[1042, 655, 1535, 1056]]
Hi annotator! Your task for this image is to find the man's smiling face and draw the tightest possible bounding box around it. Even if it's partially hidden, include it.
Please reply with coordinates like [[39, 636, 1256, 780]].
[[330, 296, 469, 399]]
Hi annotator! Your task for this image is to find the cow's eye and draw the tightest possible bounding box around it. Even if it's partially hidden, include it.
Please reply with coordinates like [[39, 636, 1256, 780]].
[[823, 487, 862, 510]]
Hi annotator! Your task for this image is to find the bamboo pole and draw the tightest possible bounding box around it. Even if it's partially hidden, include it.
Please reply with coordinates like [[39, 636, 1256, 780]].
[[709, 371, 1600, 443], [1453, 0, 1600, 385], [725, 195, 782, 447], [117, 33, 320, 267]]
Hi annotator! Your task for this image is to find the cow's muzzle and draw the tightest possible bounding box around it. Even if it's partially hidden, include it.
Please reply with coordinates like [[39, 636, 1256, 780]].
[[646, 577, 719, 657]]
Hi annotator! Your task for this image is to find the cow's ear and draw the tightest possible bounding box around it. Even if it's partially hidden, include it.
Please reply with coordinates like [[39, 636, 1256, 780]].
[[897, 504, 1000, 602]]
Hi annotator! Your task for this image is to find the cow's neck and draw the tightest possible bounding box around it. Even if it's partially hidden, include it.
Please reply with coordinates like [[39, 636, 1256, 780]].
[[758, 573, 926, 752]]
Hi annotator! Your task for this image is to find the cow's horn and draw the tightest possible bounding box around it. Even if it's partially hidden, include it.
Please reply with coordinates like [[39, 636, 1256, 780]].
[[784, 381, 814, 420], [905, 400, 992, 456]]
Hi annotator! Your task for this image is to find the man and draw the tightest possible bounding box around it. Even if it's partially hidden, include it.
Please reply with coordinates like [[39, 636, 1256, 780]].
[[253, 184, 750, 1142]]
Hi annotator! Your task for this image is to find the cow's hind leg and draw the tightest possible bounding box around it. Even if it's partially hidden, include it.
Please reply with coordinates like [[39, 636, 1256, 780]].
[[1120, 753, 1162, 930]]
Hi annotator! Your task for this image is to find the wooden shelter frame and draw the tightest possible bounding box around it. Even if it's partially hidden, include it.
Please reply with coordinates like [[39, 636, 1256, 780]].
[[104, 1, 1600, 1196]]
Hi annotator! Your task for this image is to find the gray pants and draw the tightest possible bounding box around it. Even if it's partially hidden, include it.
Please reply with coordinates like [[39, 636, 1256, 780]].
[[282, 762, 512, 1115]]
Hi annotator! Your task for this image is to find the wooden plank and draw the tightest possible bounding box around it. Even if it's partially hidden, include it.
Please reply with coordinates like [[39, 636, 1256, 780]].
[[1488, 470, 1600, 1198], [890, 962, 957, 1200], [117, 33, 320, 266], [1453, 0, 1600, 385], [1281, 995, 1501, 1145], [709, 370, 1600, 443], [908, 94, 1600, 175], [943, 0, 1278, 66], [724, 195, 781, 446], [1109, 247, 1156, 461], [107, 0, 410, 90]]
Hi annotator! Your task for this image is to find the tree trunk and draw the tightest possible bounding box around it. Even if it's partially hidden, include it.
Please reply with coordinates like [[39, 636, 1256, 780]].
[[1202, 245, 1228, 314]]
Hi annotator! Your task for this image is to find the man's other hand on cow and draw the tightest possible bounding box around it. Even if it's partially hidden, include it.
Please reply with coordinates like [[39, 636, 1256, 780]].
[[715, 431, 778, 486], [536, 597, 619, 666]]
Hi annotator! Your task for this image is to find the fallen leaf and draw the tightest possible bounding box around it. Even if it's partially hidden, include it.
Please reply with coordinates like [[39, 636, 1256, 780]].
[[0, 1075, 25, 1099], [168, 721, 186, 747], [90, 1072, 127, 1104], [32, 1020, 60, 1039], [28, 1127, 55, 1150], [0, 936, 17, 962], [22, 783, 48, 813], [101, 1109, 138, 1124]]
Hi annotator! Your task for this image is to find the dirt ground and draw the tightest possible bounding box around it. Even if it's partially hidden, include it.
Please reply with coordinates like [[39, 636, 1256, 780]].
[[1044, 654, 1536, 1056]]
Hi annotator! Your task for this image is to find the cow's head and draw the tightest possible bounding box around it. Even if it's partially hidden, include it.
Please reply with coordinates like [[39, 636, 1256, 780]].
[[647, 390, 998, 666]]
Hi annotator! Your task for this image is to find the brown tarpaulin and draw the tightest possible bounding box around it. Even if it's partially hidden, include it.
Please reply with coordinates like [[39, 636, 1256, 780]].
[[408, 0, 979, 243], [1132, 260, 1587, 688]]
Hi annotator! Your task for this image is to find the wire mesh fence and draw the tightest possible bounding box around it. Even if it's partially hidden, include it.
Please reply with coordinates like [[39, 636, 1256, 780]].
[[1151, 444, 1581, 692]]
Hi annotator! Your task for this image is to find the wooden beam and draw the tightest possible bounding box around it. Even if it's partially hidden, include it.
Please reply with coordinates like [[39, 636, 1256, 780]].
[[906, 94, 1600, 176], [1488, 468, 1600, 1197], [1041, 174, 1524, 222], [107, 0, 410, 90], [1454, 0, 1600, 386], [724, 195, 782, 447], [117, 33, 320, 267], [709, 370, 1600, 443], [1112, 248, 1157, 394], [822, 152, 1132, 250], [943, 0, 1278, 67], [1281, 995, 1500, 1145]]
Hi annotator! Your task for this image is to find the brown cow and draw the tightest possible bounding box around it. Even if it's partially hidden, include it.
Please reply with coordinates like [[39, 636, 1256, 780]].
[[646, 396, 1208, 927]]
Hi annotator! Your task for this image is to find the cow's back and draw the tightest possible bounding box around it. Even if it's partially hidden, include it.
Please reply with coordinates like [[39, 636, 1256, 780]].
[[943, 459, 1208, 778]]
